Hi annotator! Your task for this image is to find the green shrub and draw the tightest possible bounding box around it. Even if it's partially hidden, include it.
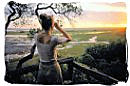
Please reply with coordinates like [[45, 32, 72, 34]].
[[27, 28, 41, 38], [78, 40, 128, 82], [85, 40, 126, 63]]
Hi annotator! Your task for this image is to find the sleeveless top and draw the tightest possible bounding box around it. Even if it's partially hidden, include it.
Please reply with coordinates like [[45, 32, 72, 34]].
[[34, 33, 68, 62]]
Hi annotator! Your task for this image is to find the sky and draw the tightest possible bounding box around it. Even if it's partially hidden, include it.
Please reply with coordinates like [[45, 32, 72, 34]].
[[62, 0, 127, 28], [6, 0, 127, 29]]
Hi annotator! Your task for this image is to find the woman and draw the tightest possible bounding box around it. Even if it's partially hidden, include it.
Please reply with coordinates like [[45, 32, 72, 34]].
[[35, 14, 72, 84]]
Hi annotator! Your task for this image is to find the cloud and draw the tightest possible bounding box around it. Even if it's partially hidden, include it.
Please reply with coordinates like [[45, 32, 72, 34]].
[[84, 0, 126, 3], [81, 2, 126, 12], [81, 11, 126, 23], [62, 10, 127, 28], [92, 2, 126, 10]]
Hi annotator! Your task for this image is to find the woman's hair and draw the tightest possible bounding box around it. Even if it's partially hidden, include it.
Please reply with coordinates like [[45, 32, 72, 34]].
[[40, 14, 54, 31]]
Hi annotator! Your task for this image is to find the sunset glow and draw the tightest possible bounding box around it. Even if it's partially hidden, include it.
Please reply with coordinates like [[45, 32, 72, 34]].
[[62, 0, 127, 28]]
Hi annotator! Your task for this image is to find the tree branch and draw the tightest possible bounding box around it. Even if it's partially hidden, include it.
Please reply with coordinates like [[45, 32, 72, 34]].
[[5, 1, 22, 35], [5, 2, 16, 34], [49, 6, 57, 14], [10, 13, 21, 21], [10, 8, 22, 21], [35, 3, 58, 17]]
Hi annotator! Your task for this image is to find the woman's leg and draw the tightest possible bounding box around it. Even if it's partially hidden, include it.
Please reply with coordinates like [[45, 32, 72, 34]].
[[36, 63, 48, 84], [45, 62, 63, 84], [54, 62, 63, 84]]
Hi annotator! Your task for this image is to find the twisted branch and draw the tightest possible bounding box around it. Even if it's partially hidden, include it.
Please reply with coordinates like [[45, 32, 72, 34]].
[[5, 1, 23, 35]]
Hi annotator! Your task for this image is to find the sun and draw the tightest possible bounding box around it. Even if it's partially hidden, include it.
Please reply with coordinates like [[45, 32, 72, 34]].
[[118, 27, 126, 32]]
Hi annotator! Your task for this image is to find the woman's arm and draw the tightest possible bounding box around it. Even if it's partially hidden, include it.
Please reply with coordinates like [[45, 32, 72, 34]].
[[54, 23, 72, 42]]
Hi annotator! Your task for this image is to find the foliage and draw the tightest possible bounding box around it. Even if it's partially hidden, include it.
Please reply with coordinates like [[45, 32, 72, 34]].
[[77, 40, 128, 82], [35, 3, 82, 19], [53, 3, 82, 19], [84, 40, 126, 63], [27, 29, 41, 38]]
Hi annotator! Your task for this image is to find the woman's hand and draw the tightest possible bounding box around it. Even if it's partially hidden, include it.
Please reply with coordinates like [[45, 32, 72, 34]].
[[54, 22, 64, 32], [54, 23, 60, 30], [54, 22, 72, 41]]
